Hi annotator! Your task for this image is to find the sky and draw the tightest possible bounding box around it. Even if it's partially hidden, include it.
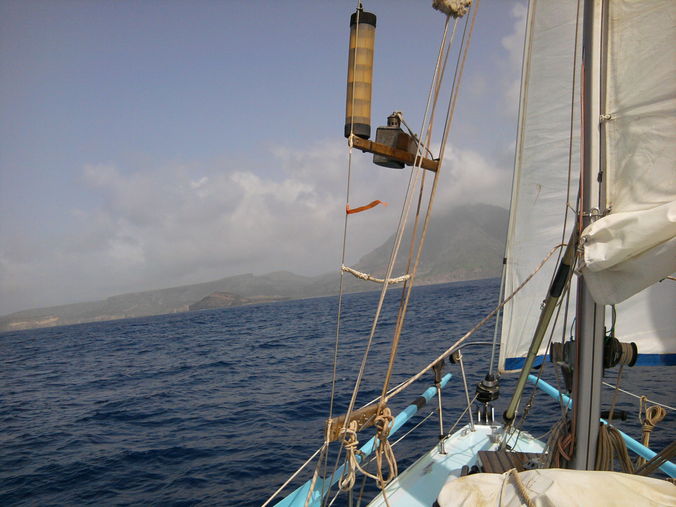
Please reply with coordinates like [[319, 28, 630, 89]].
[[0, 0, 527, 315]]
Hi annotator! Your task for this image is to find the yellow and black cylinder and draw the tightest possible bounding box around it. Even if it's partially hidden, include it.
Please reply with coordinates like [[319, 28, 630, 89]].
[[344, 8, 376, 139]]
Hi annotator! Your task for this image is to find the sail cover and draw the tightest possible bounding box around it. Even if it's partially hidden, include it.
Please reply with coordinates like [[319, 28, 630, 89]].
[[499, 0, 676, 372], [580, 0, 676, 304]]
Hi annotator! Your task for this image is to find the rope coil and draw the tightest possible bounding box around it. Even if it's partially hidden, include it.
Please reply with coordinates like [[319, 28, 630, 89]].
[[596, 423, 634, 473], [338, 408, 398, 492], [636, 397, 667, 468]]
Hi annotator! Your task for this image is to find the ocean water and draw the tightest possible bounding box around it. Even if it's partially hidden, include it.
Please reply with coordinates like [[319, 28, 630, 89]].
[[1, 278, 673, 506]]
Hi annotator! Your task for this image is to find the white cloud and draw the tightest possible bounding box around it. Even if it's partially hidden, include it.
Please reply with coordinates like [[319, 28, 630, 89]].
[[437, 145, 512, 211], [0, 139, 511, 315], [500, 2, 528, 116], [502, 3, 528, 67]]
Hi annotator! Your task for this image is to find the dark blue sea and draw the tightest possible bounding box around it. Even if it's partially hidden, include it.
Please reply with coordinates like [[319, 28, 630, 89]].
[[1, 278, 674, 506]]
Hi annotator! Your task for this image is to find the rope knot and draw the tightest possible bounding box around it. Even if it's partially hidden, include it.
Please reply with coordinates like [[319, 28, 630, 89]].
[[374, 407, 394, 438], [338, 421, 363, 491], [432, 0, 472, 18]]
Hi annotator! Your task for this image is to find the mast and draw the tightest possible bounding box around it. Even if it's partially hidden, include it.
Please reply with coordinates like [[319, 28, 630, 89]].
[[572, 0, 606, 470]]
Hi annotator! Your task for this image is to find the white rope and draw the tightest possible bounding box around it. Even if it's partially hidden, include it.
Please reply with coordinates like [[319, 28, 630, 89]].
[[327, 15, 458, 497], [376, 10, 466, 404], [601, 382, 675, 412], [341, 265, 411, 284]]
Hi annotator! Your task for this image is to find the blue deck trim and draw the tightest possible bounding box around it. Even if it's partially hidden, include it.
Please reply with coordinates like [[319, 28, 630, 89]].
[[506, 353, 676, 370], [275, 373, 453, 506], [527, 374, 676, 477], [504, 354, 548, 370]]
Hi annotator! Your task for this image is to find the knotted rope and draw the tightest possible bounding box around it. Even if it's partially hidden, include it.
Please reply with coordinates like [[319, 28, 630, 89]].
[[341, 265, 411, 285], [373, 407, 397, 489], [432, 0, 472, 18], [338, 421, 362, 492], [338, 408, 398, 493], [636, 396, 667, 468]]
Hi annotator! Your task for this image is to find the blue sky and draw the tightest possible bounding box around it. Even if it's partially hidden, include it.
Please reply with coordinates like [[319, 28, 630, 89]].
[[0, 0, 526, 314]]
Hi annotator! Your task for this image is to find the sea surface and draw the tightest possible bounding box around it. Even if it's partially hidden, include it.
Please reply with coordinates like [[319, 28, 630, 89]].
[[1, 278, 673, 506]]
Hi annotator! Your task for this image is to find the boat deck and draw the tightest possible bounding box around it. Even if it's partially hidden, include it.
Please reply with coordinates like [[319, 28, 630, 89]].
[[367, 424, 546, 506], [477, 449, 543, 473]]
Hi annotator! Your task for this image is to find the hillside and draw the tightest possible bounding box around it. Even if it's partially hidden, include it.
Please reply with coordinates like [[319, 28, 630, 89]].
[[0, 204, 507, 331]]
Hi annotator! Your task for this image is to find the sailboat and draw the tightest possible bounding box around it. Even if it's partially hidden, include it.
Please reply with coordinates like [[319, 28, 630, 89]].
[[266, 0, 676, 505]]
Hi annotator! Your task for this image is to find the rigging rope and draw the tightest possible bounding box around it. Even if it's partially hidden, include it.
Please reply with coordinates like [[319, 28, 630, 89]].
[[261, 444, 325, 507], [600, 383, 675, 412], [326, 12, 459, 502], [320, 3, 363, 501], [338, 408, 397, 492], [384, 242, 564, 402], [341, 265, 410, 285], [377, 0, 480, 423], [327, 8, 473, 497]]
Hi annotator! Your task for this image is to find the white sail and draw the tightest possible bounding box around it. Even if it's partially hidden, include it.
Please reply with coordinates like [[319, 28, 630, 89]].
[[499, 0, 676, 372], [580, 0, 676, 304], [498, 1, 582, 372]]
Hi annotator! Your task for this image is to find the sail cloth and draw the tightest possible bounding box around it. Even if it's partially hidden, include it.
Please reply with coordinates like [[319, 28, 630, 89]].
[[580, 0, 676, 304], [499, 0, 676, 372], [436, 468, 676, 507], [498, 1, 582, 373]]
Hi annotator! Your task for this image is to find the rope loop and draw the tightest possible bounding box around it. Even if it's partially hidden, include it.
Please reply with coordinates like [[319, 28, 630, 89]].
[[338, 421, 363, 491], [338, 410, 399, 492], [375, 407, 394, 438], [636, 396, 667, 468], [373, 407, 398, 489]]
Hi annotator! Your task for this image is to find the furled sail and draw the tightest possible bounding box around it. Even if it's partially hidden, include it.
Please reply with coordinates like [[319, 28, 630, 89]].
[[499, 0, 675, 372], [580, 1, 676, 304]]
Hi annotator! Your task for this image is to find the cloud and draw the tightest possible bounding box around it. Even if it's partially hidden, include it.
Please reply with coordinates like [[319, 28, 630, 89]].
[[500, 2, 528, 116], [437, 145, 512, 211], [0, 139, 511, 315]]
